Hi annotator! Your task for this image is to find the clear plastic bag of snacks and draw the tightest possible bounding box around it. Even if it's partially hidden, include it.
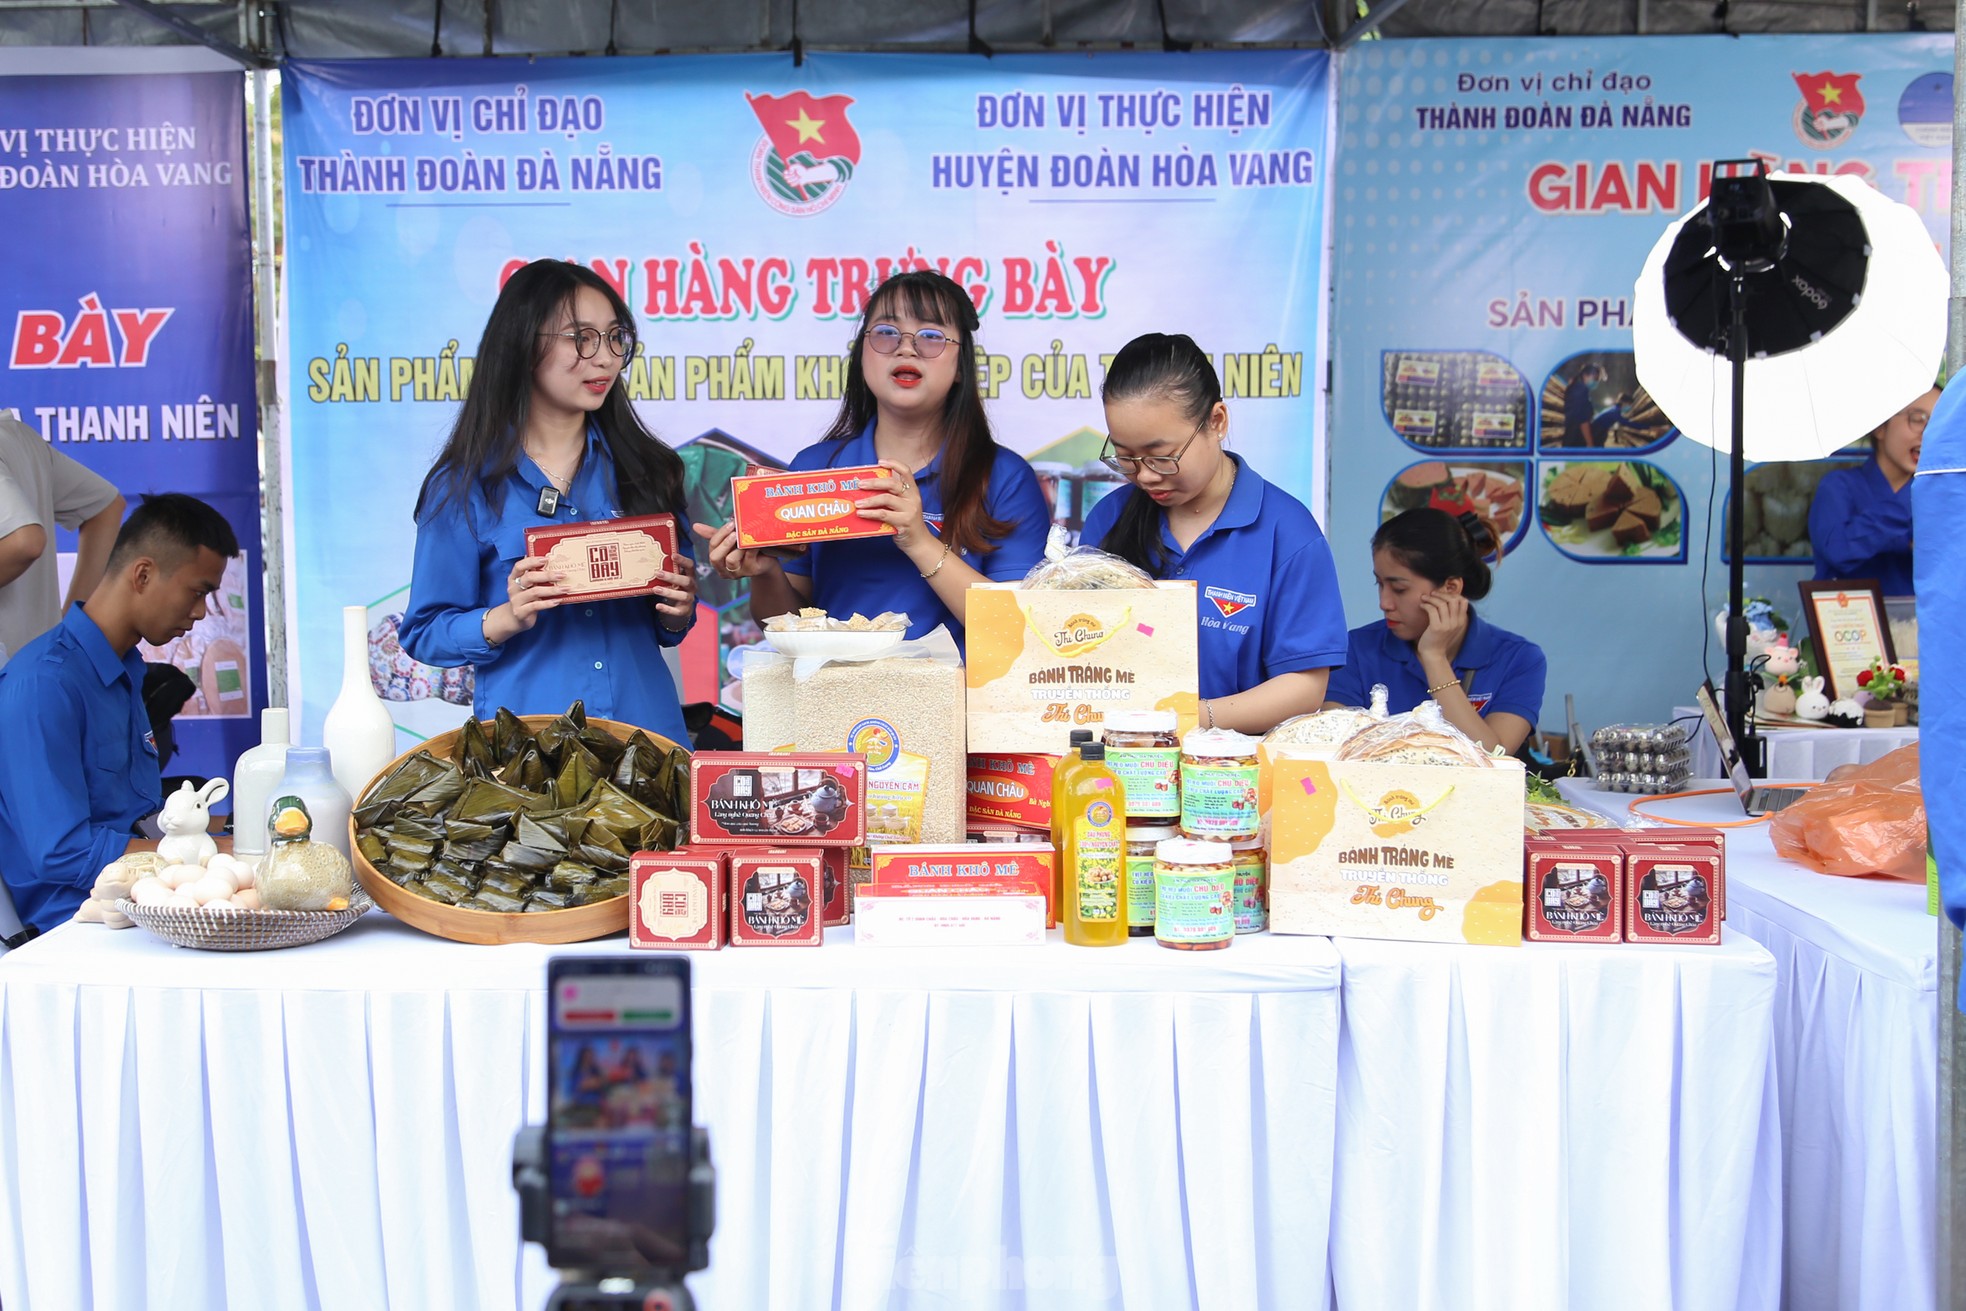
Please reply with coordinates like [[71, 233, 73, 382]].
[[1335, 699, 1495, 768], [1020, 546, 1156, 590]]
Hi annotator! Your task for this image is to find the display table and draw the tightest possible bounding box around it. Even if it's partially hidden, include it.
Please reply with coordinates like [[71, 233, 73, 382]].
[[1558, 778, 1936, 1311], [1328, 931, 1783, 1311], [1674, 705, 1917, 781], [0, 917, 1344, 1311]]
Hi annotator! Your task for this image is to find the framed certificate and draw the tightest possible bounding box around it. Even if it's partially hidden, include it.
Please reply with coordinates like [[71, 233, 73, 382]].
[[1796, 579, 1896, 703]]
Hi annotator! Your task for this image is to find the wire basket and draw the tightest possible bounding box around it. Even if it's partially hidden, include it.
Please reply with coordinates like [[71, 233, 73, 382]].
[[114, 886, 373, 952]]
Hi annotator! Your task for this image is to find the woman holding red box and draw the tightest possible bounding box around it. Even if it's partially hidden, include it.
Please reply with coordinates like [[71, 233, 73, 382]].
[[696, 270, 1050, 648]]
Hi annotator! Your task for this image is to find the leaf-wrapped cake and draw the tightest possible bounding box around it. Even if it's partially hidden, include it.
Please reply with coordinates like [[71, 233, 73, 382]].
[[352, 702, 688, 932]]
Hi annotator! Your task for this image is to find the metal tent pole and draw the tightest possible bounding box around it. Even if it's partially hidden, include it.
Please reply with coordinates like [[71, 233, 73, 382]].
[[251, 66, 287, 708], [1937, 8, 1965, 1305]]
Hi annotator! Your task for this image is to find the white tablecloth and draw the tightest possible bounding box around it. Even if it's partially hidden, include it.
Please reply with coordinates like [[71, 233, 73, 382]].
[[0, 918, 1343, 1311], [1559, 778, 1937, 1311], [1329, 931, 1783, 1311], [1673, 705, 1918, 781]]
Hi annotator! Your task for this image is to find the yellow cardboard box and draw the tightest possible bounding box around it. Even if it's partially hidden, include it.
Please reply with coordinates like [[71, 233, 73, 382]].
[[1267, 755, 1525, 946], [963, 581, 1200, 754]]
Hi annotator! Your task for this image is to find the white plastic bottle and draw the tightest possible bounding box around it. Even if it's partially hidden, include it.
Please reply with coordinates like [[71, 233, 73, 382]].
[[321, 604, 396, 802], [230, 707, 291, 857]]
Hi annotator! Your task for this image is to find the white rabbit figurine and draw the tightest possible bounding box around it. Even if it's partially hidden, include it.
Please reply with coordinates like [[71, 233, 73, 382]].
[[1793, 675, 1831, 722], [156, 777, 231, 867]]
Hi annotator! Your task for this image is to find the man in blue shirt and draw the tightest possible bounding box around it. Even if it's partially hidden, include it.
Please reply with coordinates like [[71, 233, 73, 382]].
[[0, 493, 237, 935], [1809, 385, 1937, 596]]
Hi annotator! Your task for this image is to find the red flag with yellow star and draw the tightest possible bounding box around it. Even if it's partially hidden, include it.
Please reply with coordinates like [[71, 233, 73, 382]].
[[744, 91, 863, 165], [1792, 72, 1865, 119]]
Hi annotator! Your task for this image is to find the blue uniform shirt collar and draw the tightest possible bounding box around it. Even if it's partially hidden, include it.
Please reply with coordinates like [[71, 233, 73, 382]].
[[64, 602, 142, 688], [839, 419, 942, 483], [1158, 453, 1261, 555]]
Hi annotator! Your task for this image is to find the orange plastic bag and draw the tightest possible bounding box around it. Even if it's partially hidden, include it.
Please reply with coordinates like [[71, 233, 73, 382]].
[[1769, 743, 1925, 881]]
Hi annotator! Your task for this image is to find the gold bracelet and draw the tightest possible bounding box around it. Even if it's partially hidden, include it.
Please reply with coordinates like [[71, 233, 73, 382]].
[[919, 543, 953, 579], [1427, 678, 1461, 697]]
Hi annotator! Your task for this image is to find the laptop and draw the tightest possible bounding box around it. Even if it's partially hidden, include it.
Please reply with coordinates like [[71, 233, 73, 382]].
[[1695, 681, 1809, 816]]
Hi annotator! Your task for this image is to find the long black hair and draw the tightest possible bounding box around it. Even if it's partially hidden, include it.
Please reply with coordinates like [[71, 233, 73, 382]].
[[1095, 333, 1222, 576], [418, 259, 685, 522], [1373, 506, 1495, 601], [817, 270, 1011, 558]]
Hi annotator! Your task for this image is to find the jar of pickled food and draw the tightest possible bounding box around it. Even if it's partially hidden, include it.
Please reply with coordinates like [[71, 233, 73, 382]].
[[1124, 822, 1178, 937], [1102, 711, 1180, 821], [1178, 728, 1261, 841], [1229, 837, 1267, 934], [1153, 838, 1235, 950]]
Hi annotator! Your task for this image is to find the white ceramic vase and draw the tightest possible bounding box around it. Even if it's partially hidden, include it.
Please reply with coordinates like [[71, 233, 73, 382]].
[[230, 706, 291, 856], [321, 605, 396, 803]]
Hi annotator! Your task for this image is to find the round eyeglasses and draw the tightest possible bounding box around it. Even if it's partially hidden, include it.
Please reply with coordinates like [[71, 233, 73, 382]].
[[1099, 416, 1208, 478], [541, 325, 638, 359], [864, 324, 954, 359]]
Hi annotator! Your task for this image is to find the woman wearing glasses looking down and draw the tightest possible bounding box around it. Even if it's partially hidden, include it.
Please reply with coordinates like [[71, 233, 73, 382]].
[[1079, 333, 1346, 734], [697, 270, 1049, 647], [400, 259, 698, 748]]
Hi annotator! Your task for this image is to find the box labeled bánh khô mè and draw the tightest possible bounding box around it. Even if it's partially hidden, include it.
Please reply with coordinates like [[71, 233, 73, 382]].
[[628, 848, 725, 950], [730, 465, 895, 549], [690, 752, 867, 847], [523, 513, 680, 603], [1523, 841, 1622, 943], [1623, 846, 1721, 944], [965, 752, 1058, 831], [728, 849, 825, 946]]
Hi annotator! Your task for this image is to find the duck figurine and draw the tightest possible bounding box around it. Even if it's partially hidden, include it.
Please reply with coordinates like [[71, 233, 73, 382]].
[[257, 796, 355, 911]]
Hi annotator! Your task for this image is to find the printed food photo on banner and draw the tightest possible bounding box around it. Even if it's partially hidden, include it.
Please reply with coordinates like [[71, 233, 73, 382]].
[[1538, 350, 1675, 451], [1380, 459, 1529, 559], [1537, 460, 1686, 563], [1380, 349, 1531, 450], [1723, 459, 1868, 563]]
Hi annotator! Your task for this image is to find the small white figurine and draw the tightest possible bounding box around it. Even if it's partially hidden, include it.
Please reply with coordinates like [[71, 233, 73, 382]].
[[1760, 641, 1801, 716], [155, 778, 230, 868], [1794, 675, 1831, 722]]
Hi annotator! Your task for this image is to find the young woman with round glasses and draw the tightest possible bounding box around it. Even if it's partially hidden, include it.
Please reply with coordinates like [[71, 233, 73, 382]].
[[1079, 332, 1346, 734], [698, 269, 1049, 647], [400, 258, 698, 747]]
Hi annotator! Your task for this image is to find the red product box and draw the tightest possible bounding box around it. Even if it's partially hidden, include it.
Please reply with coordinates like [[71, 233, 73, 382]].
[[820, 846, 851, 926], [869, 842, 1057, 927], [730, 465, 895, 550], [690, 752, 867, 847], [965, 753, 1058, 831], [523, 513, 680, 602], [1544, 826, 1728, 919], [728, 849, 826, 946], [1624, 846, 1723, 945], [628, 848, 725, 950], [1523, 843, 1623, 943]]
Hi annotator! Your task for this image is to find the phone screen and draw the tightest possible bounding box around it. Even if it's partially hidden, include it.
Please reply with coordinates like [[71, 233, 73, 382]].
[[545, 956, 693, 1271]]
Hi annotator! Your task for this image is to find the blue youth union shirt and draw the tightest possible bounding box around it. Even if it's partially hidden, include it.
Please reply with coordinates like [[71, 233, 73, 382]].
[[779, 421, 1050, 647], [1079, 454, 1347, 699], [400, 423, 695, 749], [0, 603, 162, 932], [1809, 455, 1914, 596], [1326, 611, 1547, 724]]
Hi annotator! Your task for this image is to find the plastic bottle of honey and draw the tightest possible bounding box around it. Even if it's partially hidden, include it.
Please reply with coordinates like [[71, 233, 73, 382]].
[[1062, 743, 1129, 947], [1049, 730, 1094, 920]]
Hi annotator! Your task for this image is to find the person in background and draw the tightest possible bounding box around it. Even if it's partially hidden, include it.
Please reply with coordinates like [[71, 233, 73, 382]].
[[0, 493, 236, 934], [1809, 384, 1939, 596], [697, 270, 1050, 648], [1325, 506, 1545, 755], [1562, 362, 1605, 447], [401, 259, 698, 748], [1082, 332, 1347, 734], [0, 412, 125, 663]]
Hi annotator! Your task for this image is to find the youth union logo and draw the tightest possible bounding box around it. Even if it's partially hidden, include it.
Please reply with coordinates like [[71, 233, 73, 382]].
[[744, 90, 863, 216], [1791, 71, 1864, 149]]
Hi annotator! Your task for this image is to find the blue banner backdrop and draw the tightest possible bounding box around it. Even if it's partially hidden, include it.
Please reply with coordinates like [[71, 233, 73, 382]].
[[1330, 34, 1951, 732], [0, 69, 264, 782], [282, 52, 1330, 747]]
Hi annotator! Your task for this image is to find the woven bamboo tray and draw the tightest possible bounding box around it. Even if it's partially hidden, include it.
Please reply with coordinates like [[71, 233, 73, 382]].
[[350, 715, 684, 946], [115, 887, 373, 951]]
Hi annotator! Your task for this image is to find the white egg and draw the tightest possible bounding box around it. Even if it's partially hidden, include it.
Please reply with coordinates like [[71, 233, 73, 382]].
[[185, 876, 234, 906], [202, 896, 238, 912], [160, 863, 207, 890], [164, 892, 199, 909], [200, 863, 242, 895], [230, 887, 262, 911], [129, 878, 172, 906]]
